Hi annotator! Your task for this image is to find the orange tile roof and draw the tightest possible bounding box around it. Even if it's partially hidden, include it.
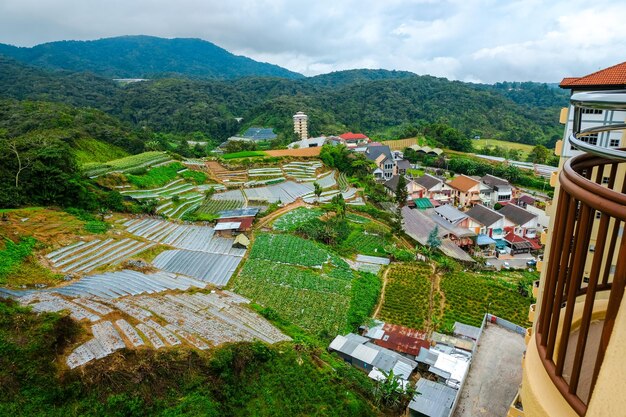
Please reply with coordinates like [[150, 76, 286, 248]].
[[447, 175, 480, 192], [559, 61, 626, 88]]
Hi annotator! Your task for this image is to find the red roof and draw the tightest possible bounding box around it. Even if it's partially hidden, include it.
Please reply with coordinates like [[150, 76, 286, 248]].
[[217, 216, 254, 231], [371, 323, 430, 356], [504, 231, 527, 244], [559, 61, 626, 88], [339, 132, 369, 140]]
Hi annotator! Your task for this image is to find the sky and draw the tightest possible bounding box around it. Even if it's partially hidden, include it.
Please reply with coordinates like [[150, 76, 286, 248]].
[[0, 0, 625, 83]]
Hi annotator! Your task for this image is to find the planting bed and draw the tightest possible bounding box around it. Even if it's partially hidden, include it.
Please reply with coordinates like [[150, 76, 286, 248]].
[[272, 207, 323, 231], [377, 263, 432, 330]]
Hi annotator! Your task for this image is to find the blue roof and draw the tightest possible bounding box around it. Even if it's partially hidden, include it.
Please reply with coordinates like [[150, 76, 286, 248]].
[[476, 234, 497, 246], [242, 127, 277, 140], [494, 239, 507, 248]]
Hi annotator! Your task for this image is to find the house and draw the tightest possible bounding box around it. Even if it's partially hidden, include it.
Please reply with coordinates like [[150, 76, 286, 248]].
[[465, 204, 505, 240], [397, 159, 411, 175], [447, 175, 481, 207], [415, 344, 471, 389], [414, 174, 454, 205], [516, 194, 537, 209], [433, 205, 470, 228], [365, 145, 396, 180], [338, 132, 370, 148], [328, 333, 418, 382], [383, 175, 425, 200], [503, 231, 533, 254], [480, 174, 515, 205], [496, 204, 538, 239]]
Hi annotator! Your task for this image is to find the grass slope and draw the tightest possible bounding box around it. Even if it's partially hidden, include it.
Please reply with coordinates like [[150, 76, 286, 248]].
[[72, 137, 128, 165]]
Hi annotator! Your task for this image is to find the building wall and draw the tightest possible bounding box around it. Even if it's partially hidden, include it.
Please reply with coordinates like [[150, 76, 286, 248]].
[[520, 89, 626, 417]]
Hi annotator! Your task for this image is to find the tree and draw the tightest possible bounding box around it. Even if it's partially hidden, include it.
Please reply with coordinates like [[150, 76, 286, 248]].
[[205, 186, 216, 199], [528, 144, 550, 164], [395, 175, 408, 207], [427, 226, 441, 251], [330, 193, 346, 218], [391, 207, 403, 235], [313, 181, 322, 201], [6, 138, 32, 189]]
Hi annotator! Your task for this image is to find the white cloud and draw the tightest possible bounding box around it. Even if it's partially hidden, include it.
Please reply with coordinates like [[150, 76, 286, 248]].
[[0, 0, 624, 83]]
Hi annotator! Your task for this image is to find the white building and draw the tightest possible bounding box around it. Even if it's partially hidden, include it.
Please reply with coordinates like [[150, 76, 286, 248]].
[[293, 111, 308, 140]]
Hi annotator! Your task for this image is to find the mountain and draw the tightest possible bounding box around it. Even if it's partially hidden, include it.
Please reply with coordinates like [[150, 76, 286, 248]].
[[0, 35, 303, 79]]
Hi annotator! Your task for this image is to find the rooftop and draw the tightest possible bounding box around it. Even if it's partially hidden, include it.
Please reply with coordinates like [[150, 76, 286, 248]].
[[365, 322, 429, 356], [414, 173, 444, 190], [218, 207, 261, 219], [408, 379, 456, 417], [559, 61, 626, 88], [481, 174, 511, 188], [497, 203, 537, 226], [365, 145, 393, 163], [465, 204, 503, 227], [433, 204, 468, 224], [339, 132, 369, 140], [447, 175, 480, 192]]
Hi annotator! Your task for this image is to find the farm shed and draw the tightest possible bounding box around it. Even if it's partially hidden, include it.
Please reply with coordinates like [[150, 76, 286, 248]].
[[328, 333, 417, 380], [364, 321, 430, 357], [233, 233, 250, 249], [408, 378, 456, 417]]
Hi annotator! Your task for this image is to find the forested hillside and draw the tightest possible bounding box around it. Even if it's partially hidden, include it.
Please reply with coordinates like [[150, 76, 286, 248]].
[[0, 35, 303, 79], [0, 55, 566, 148]]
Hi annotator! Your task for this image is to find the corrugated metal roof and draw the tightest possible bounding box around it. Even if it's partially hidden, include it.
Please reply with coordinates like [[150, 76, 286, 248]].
[[218, 207, 260, 218], [392, 360, 414, 379], [408, 379, 457, 417], [352, 344, 379, 364], [329, 335, 348, 351], [355, 254, 391, 265], [214, 222, 241, 231]]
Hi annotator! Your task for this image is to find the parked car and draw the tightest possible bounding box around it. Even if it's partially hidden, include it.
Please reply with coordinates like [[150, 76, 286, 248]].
[[527, 259, 537, 267], [502, 261, 511, 270]]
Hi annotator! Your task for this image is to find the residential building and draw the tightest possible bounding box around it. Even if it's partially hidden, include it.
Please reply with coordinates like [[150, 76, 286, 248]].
[[516, 194, 537, 209], [465, 204, 505, 240], [433, 205, 470, 228], [516, 70, 626, 416], [383, 175, 425, 200], [293, 111, 308, 140], [414, 174, 454, 204], [481, 174, 516, 205], [497, 203, 538, 239], [365, 145, 396, 180], [397, 159, 411, 175], [447, 175, 481, 207], [338, 132, 370, 148]]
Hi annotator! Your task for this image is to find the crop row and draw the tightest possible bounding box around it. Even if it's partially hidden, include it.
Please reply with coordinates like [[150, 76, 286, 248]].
[[250, 233, 332, 267], [272, 207, 323, 231], [440, 272, 532, 329], [194, 199, 244, 216], [377, 263, 433, 330], [83, 152, 171, 177]]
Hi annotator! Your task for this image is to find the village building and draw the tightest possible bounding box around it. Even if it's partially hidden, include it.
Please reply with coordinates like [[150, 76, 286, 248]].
[[413, 174, 454, 205], [480, 174, 516, 205], [447, 175, 481, 207], [365, 145, 396, 180], [383, 175, 425, 200], [497, 203, 538, 239]]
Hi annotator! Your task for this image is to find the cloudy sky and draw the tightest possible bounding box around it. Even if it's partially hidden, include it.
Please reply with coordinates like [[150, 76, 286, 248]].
[[0, 0, 624, 83]]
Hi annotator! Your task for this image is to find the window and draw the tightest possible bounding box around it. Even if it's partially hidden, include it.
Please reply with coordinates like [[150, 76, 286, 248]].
[[580, 133, 598, 145], [609, 139, 620, 147], [582, 108, 603, 115], [498, 194, 511, 201]]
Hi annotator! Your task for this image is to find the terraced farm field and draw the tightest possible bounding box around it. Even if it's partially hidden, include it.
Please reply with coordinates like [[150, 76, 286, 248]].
[[272, 207, 323, 231], [377, 263, 432, 330], [441, 272, 532, 328], [232, 233, 357, 334], [15, 290, 289, 369], [83, 151, 172, 177], [194, 199, 244, 216]]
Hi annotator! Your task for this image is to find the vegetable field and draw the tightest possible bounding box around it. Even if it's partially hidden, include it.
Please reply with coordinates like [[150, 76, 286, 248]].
[[377, 263, 432, 330], [250, 233, 345, 268], [194, 199, 244, 216], [233, 258, 353, 335], [440, 272, 532, 328], [272, 207, 323, 231], [83, 151, 172, 177]]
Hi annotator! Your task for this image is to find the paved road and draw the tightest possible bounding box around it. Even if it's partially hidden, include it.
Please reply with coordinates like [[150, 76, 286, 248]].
[[487, 253, 536, 271]]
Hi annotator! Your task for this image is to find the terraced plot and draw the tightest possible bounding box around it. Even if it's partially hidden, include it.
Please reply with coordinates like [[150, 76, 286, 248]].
[[272, 207, 323, 231], [194, 199, 244, 216], [17, 290, 290, 369], [46, 238, 154, 273], [377, 263, 432, 330], [83, 151, 172, 177], [152, 250, 243, 286]]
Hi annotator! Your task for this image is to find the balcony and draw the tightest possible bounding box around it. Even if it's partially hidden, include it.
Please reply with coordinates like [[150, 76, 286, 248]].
[[533, 91, 626, 416]]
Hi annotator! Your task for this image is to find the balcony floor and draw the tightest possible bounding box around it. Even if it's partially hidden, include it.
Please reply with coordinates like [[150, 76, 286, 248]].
[[562, 320, 603, 405]]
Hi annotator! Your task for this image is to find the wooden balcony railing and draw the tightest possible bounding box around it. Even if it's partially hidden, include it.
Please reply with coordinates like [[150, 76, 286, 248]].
[[535, 91, 626, 416]]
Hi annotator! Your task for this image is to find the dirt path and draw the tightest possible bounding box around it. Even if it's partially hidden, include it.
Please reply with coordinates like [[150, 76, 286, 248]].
[[373, 266, 391, 319], [254, 200, 308, 229], [424, 262, 446, 333]]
